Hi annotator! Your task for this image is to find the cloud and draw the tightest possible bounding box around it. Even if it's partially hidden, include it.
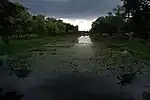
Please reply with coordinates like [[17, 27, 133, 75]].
[[14, 0, 121, 19], [61, 18, 96, 31], [11, 0, 121, 31]]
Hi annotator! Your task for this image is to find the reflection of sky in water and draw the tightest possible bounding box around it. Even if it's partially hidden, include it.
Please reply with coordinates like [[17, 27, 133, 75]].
[[78, 36, 92, 44], [73, 36, 93, 58]]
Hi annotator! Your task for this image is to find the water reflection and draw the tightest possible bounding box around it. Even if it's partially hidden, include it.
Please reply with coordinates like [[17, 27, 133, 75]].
[[117, 73, 136, 86], [0, 88, 23, 100], [78, 36, 92, 44], [104, 52, 148, 87], [41, 73, 135, 100], [0, 35, 149, 100], [6, 56, 32, 79]]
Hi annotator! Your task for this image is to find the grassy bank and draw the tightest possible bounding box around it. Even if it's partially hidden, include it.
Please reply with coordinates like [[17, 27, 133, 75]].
[[0, 36, 61, 55], [110, 39, 150, 59], [0, 34, 79, 55], [93, 35, 150, 59]]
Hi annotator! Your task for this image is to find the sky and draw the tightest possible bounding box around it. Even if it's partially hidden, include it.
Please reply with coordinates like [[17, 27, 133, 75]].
[[12, 0, 121, 31]]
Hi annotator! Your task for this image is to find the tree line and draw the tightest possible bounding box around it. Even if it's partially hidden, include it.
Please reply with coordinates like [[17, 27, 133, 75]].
[[91, 0, 150, 40], [0, 1, 78, 44]]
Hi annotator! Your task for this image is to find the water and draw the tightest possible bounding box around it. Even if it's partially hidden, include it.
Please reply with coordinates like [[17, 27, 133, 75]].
[[0, 35, 150, 100], [78, 36, 92, 44]]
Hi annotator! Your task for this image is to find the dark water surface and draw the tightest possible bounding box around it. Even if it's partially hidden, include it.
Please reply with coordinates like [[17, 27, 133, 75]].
[[0, 36, 150, 100]]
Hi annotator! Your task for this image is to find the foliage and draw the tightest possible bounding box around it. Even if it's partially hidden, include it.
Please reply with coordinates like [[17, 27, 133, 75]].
[[91, 0, 150, 40], [91, 5, 125, 36], [0, 1, 19, 43], [121, 0, 150, 39], [0, 1, 78, 44], [0, 88, 23, 100], [0, 37, 53, 54]]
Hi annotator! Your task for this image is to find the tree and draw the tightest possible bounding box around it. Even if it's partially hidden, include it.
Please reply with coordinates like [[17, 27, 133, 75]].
[[1, 1, 79, 43], [91, 14, 121, 36], [121, 0, 150, 40], [112, 5, 125, 33], [30, 14, 47, 36], [0, 1, 33, 42], [55, 22, 66, 34], [113, 5, 124, 16], [11, 3, 32, 39], [0, 1, 16, 43]]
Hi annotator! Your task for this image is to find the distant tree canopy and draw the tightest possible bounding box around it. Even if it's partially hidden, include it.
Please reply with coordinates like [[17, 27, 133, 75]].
[[91, 0, 150, 40], [91, 10, 124, 36], [0, 1, 78, 43], [91, 5, 125, 36]]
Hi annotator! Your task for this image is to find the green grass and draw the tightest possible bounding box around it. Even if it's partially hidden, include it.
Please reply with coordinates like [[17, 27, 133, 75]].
[[108, 38, 150, 59], [0, 34, 77, 55], [0, 36, 60, 55], [93, 35, 150, 59]]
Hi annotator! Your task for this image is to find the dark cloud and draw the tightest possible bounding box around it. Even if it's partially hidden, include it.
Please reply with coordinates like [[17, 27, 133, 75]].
[[13, 0, 121, 18]]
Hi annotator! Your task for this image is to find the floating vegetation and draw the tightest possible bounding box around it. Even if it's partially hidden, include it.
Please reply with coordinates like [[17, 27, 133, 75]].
[[6, 56, 32, 79]]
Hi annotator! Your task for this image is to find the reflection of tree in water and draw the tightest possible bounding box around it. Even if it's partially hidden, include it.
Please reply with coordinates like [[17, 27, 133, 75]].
[[0, 88, 23, 100], [6, 56, 32, 79], [117, 73, 136, 86], [109, 53, 147, 86], [95, 50, 148, 86], [143, 91, 150, 100]]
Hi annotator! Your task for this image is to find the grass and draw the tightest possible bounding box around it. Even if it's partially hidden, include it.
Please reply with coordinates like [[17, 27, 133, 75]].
[[0, 36, 61, 55], [108, 38, 150, 59], [0, 34, 78, 55], [93, 35, 150, 59]]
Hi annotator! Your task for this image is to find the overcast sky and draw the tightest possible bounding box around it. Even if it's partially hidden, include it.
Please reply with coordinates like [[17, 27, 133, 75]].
[[12, 0, 121, 31]]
